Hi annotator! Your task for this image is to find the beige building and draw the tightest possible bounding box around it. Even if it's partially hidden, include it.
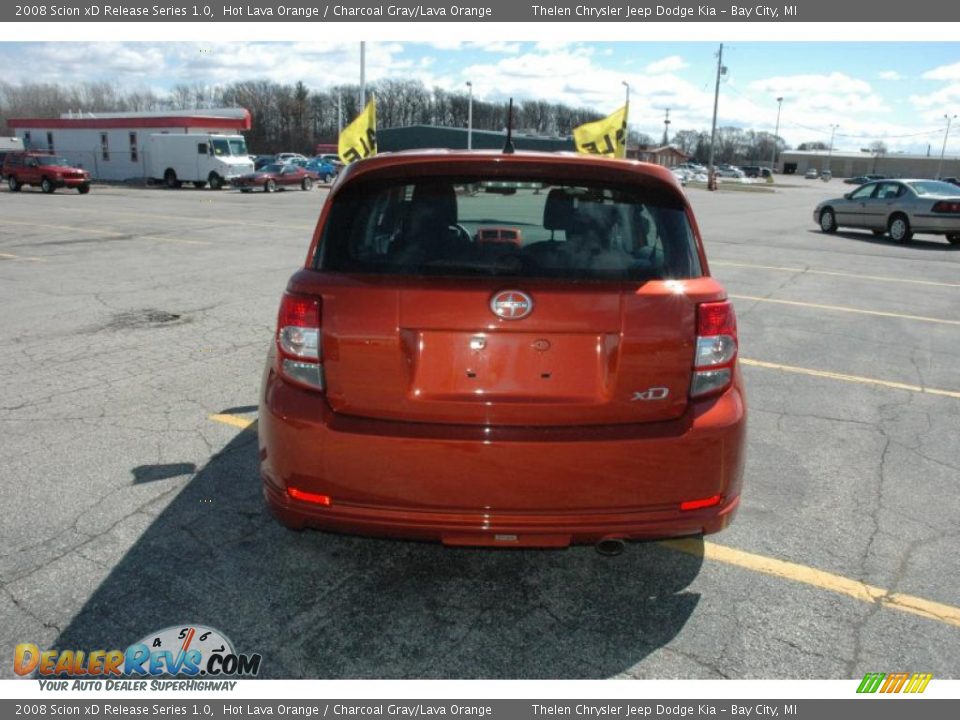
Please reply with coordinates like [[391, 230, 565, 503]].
[[779, 149, 960, 179]]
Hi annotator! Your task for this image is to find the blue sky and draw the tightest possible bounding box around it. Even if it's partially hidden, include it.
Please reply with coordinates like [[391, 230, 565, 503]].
[[2, 41, 959, 154]]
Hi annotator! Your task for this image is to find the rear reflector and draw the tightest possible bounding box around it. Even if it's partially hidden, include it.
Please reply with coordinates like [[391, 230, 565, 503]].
[[680, 495, 722, 511], [287, 487, 332, 506]]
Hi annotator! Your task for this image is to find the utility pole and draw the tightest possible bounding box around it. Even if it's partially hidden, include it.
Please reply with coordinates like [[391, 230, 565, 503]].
[[662, 108, 671, 146], [337, 87, 342, 132], [466, 81, 473, 150], [360, 41, 366, 108], [771, 96, 783, 171], [827, 124, 838, 173], [937, 114, 956, 179], [707, 43, 725, 191]]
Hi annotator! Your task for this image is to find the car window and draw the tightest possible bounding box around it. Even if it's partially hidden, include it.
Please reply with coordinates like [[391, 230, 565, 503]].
[[319, 177, 702, 281], [875, 182, 903, 199], [907, 180, 960, 196], [850, 184, 877, 200]]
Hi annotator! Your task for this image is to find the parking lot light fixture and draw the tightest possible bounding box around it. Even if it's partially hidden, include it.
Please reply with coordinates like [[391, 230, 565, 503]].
[[938, 114, 957, 180]]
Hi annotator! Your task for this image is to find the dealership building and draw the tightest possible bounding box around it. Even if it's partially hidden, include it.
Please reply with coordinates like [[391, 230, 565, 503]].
[[6, 108, 252, 181], [779, 149, 960, 179]]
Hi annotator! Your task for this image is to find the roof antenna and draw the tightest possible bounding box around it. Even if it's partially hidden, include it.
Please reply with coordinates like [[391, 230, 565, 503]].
[[502, 98, 515, 154]]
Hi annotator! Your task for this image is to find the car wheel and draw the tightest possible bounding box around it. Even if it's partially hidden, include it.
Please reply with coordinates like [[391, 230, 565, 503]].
[[193, 181, 207, 189], [301, 177, 313, 191], [8, 176, 21, 192], [164, 169, 181, 189], [819, 208, 837, 233], [208, 173, 223, 190], [41, 177, 55, 194], [888, 214, 913, 243], [322, 173, 331, 183], [77, 183, 90, 195], [947, 234, 960, 246], [265, 179, 276, 193]]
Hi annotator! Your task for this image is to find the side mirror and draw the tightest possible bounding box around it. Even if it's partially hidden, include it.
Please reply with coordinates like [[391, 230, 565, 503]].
[[843, 193, 852, 199]]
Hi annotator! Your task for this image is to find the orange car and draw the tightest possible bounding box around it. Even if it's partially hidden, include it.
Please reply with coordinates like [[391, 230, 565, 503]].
[[475, 226, 523, 246], [258, 150, 746, 550]]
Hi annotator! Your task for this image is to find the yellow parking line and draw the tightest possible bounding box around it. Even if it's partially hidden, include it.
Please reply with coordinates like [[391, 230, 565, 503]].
[[730, 294, 960, 326], [712, 260, 960, 289], [207, 410, 960, 629], [2, 219, 210, 245], [662, 538, 960, 629], [740, 358, 960, 400], [208, 413, 256, 429], [0, 251, 45, 262]]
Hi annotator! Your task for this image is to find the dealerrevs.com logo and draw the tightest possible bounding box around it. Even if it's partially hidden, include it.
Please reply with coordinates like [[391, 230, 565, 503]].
[[15, 625, 262, 689]]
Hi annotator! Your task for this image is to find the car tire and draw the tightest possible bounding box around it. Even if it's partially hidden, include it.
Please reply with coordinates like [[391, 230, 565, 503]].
[[265, 179, 276, 193], [888, 214, 913, 243], [819, 208, 837, 233], [947, 234, 960, 245], [164, 169, 181, 189], [301, 177, 313, 191], [240, 188, 252, 194], [41, 177, 55, 194], [77, 183, 90, 195], [193, 181, 207, 189], [208, 173, 223, 190], [322, 173, 331, 183], [8, 176, 22, 192]]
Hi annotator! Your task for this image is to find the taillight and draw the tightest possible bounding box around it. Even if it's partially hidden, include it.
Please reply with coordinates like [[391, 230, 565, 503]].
[[276, 292, 323, 390], [932, 200, 960, 213], [691, 300, 738, 398]]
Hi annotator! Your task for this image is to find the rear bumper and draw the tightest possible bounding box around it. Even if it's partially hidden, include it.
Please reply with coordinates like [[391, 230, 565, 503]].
[[258, 366, 747, 547]]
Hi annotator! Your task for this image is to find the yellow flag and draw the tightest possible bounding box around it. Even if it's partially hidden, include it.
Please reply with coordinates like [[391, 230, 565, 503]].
[[573, 104, 628, 159], [338, 99, 377, 164]]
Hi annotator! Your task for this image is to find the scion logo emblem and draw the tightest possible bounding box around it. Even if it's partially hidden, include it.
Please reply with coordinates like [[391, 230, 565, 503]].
[[490, 290, 533, 320], [632, 387, 670, 401]]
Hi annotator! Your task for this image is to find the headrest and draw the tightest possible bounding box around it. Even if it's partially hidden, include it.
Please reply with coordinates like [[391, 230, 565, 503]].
[[543, 188, 575, 231], [411, 182, 457, 226]]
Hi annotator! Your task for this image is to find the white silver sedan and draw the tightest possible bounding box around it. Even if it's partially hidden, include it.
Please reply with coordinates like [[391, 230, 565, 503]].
[[814, 179, 960, 244]]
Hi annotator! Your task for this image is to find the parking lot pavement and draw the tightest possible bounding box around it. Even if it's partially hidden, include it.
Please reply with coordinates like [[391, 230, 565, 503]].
[[1, 180, 958, 678]]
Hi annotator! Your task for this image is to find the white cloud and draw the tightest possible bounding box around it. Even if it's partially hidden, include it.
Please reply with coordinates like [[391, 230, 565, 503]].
[[878, 70, 903, 81], [645, 56, 688, 74], [922, 61, 960, 81]]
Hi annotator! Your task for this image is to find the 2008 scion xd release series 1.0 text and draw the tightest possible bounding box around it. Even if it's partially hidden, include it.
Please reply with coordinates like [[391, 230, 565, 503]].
[[258, 149, 747, 549]]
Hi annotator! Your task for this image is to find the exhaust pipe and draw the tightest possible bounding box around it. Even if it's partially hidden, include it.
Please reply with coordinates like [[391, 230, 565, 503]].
[[595, 537, 626, 556]]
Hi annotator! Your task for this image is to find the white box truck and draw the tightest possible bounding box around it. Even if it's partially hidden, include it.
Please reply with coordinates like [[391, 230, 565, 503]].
[[145, 133, 254, 189]]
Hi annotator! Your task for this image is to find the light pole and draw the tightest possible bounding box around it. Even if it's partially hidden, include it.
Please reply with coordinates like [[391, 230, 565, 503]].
[[771, 96, 783, 171], [827, 124, 838, 173], [937, 113, 956, 179], [621, 80, 630, 108], [466, 81, 473, 150]]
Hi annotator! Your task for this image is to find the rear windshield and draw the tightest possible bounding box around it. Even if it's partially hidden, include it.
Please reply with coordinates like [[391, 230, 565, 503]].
[[908, 180, 960, 196], [318, 177, 703, 281]]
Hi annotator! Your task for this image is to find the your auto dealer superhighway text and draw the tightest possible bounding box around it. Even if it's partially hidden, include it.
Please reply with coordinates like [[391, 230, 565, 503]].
[[532, 5, 783, 18]]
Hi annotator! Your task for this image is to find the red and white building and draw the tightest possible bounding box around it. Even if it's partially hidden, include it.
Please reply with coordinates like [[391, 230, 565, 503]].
[[6, 108, 251, 181]]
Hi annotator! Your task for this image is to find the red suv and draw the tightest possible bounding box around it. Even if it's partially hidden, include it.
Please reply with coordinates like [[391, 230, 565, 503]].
[[258, 151, 746, 549], [4, 152, 91, 194]]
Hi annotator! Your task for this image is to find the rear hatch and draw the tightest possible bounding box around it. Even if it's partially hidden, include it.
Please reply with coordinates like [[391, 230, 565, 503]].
[[297, 160, 721, 428]]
